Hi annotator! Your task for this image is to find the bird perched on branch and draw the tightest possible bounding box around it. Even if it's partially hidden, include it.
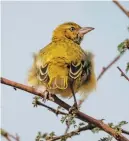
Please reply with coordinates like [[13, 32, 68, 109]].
[[28, 22, 96, 110]]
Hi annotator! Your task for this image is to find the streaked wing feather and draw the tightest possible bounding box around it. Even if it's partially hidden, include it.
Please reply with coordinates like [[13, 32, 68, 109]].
[[69, 62, 83, 79], [38, 64, 49, 83]]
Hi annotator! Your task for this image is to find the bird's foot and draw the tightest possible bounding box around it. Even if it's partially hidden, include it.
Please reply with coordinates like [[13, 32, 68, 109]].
[[69, 103, 79, 114], [32, 86, 54, 102], [42, 90, 54, 102]]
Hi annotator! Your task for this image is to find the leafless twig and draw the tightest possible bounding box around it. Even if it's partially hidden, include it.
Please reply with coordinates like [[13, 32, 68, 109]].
[[64, 120, 70, 135], [113, 0, 129, 18], [97, 54, 123, 81], [117, 66, 129, 82], [36, 100, 67, 116], [97, 39, 129, 81], [121, 129, 129, 135], [0, 128, 20, 141]]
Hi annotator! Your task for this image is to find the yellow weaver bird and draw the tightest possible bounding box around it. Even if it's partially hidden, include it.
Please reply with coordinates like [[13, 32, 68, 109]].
[[28, 22, 96, 108]]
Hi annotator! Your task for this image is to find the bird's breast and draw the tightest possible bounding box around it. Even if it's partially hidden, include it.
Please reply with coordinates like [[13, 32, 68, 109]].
[[40, 40, 85, 65]]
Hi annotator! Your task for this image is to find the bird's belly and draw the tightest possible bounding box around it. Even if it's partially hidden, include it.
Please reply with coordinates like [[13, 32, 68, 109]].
[[50, 87, 72, 98], [49, 87, 78, 98]]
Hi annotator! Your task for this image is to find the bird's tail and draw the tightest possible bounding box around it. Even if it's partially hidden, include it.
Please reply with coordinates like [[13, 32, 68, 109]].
[[47, 63, 68, 90], [28, 53, 39, 86]]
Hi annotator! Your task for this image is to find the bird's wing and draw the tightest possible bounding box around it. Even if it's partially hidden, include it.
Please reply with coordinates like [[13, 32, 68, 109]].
[[69, 61, 83, 79], [68, 49, 94, 81]]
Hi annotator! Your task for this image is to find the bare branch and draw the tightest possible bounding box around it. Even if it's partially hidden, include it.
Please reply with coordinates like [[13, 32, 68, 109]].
[[97, 54, 122, 81], [97, 39, 129, 81], [113, 0, 129, 18], [0, 128, 20, 141], [1, 77, 129, 141], [36, 100, 67, 116], [8, 133, 20, 141], [117, 66, 129, 82], [64, 120, 70, 134]]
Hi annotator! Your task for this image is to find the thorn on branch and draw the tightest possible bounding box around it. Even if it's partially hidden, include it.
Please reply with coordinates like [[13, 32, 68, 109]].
[[117, 67, 129, 82], [14, 87, 17, 90]]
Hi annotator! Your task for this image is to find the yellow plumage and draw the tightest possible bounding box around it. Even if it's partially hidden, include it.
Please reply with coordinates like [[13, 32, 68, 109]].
[[28, 22, 96, 101]]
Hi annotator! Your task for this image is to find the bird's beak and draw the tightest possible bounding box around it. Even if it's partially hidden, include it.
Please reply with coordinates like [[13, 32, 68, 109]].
[[78, 27, 94, 37]]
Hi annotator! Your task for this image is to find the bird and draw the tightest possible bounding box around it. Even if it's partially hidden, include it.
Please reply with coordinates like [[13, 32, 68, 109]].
[[28, 22, 96, 110]]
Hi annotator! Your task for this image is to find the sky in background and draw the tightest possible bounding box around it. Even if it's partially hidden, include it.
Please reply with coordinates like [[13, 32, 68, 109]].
[[1, 1, 129, 141]]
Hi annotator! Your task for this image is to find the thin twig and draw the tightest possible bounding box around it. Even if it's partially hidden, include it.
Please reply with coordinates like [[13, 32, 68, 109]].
[[117, 66, 129, 82], [64, 120, 70, 135], [113, 0, 129, 18], [53, 126, 129, 141], [121, 129, 129, 135], [97, 54, 123, 81], [49, 124, 95, 141], [97, 39, 129, 81], [6, 137, 11, 141], [8, 133, 20, 141], [1, 77, 129, 141], [36, 101, 67, 116], [1, 128, 20, 141]]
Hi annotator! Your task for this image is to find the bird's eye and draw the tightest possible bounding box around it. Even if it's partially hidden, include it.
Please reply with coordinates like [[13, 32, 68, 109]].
[[69, 27, 75, 32]]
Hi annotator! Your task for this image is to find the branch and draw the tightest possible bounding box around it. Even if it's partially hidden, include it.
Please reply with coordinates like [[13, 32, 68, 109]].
[[121, 129, 129, 135], [97, 54, 122, 81], [1, 77, 129, 141], [113, 0, 129, 18], [50, 127, 129, 141], [97, 39, 129, 81], [0, 128, 20, 141], [49, 124, 95, 141], [117, 66, 129, 82], [36, 100, 67, 116], [64, 120, 70, 134]]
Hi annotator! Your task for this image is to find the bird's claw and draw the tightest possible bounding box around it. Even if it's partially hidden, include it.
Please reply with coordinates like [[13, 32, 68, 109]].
[[42, 90, 49, 102], [48, 93, 54, 102], [42, 90, 54, 102], [69, 104, 79, 114]]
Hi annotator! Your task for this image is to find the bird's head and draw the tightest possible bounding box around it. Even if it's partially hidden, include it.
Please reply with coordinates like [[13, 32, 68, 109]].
[[52, 22, 94, 44]]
